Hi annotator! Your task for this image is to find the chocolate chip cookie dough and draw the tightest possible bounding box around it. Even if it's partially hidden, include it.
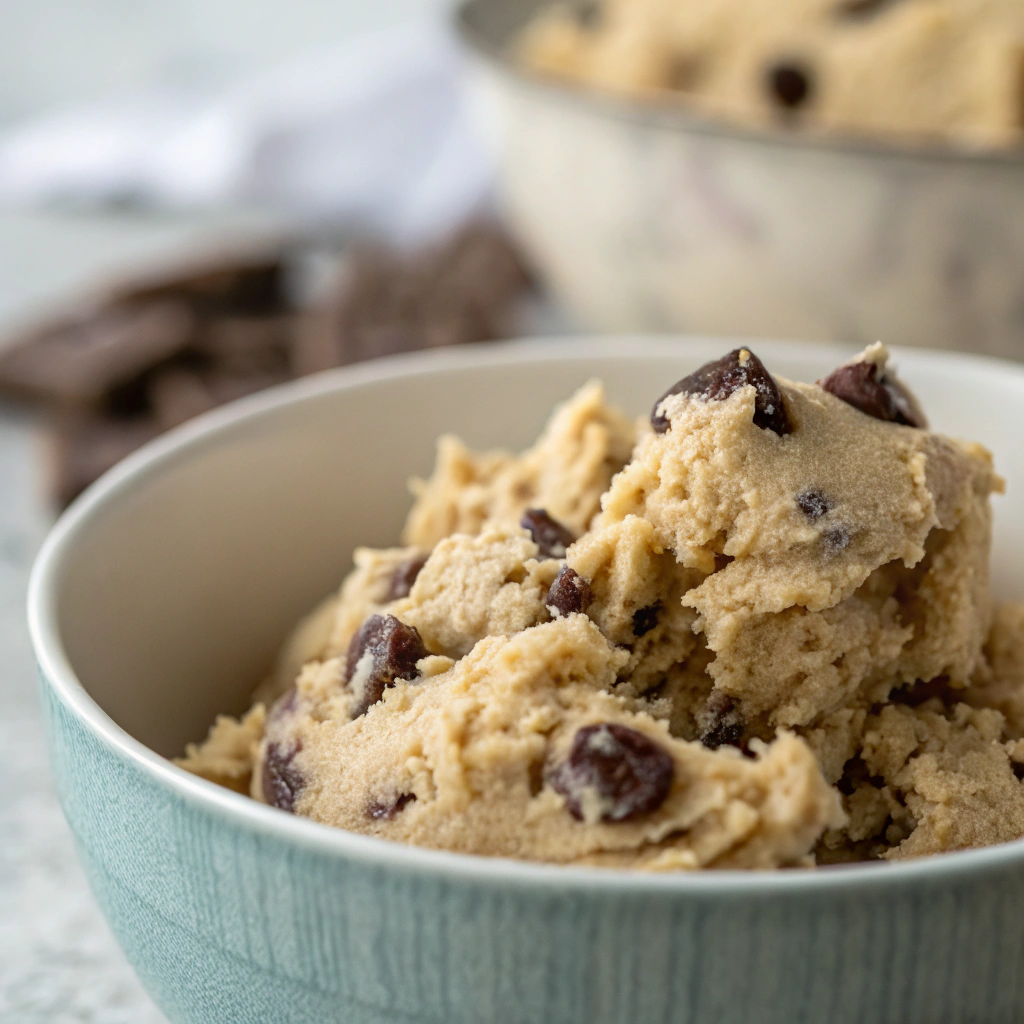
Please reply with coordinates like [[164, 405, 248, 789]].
[[178, 346, 1024, 868], [517, 0, 1024, 148]]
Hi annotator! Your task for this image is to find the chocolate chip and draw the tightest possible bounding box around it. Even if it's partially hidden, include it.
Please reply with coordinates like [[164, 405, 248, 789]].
[[1013, 761, 1024, 782], [385, 553, 429, 602], [262, 740, 304, 812], [697, 691, 744, 750], [367, 792, 416, 820], [823, 527, 851, 555], [797, 490, 832, 521], [547, 565, 593, 617], [766, 62, 814, 110], [818, 360, 925, 428], [632, 603, 661, 637], [550, 723, 674, 822], [345, 614, 427, 717], [836, 0, 898, 17], [574, 0, 601, 28], [520, 508, 576, 558], [651, 348, 791, 436]]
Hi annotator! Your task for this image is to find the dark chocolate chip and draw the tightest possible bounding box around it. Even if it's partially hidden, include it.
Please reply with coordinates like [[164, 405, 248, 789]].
[[797, 490, 832, 521], [823, 527, 851, 555], [632, 603, 661, 637], [651, 348, 791, 436], [345, 614, 427, 717], [386, 553, 429, 602], [367, 792, 416, 820], [697, 691, 745, 750], [520, 508, 576, 558], [549, 723, 674, 822], [547, 565, 593, 617], [1013, 761, 1024, 782], [766, 62, 814, 110], [817, 359, 925, 427], [836, 0, 898, 17], [574, 0, 601, 28], [262, 740, 304, 812]]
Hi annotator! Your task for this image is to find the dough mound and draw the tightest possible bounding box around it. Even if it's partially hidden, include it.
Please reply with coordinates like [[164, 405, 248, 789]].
[[517, 0, 1024, 148], [180, 357, 1024, 869]]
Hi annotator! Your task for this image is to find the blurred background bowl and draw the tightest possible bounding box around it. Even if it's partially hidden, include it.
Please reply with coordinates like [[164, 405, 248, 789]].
[[457, 0, 1024, 357]]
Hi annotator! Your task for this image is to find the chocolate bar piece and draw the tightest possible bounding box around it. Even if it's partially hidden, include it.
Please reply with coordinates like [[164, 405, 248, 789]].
[[0, 301, 194, 406]]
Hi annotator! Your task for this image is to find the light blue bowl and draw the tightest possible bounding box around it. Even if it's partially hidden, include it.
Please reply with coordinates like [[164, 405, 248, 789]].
[[29, 338, 1024, 1024]]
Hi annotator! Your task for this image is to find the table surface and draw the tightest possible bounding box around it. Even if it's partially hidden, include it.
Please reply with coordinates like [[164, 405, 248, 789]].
[[0, 209, 293, 1024]]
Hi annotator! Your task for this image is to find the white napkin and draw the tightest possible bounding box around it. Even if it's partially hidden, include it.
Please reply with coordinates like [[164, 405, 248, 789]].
[[0, 24, 493, 245]]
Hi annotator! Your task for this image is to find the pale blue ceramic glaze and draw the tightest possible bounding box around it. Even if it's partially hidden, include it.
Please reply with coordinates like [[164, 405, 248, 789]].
[[31, 339, 1024, 1024]]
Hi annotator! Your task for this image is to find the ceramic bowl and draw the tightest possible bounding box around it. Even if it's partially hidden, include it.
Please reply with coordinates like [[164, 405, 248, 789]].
[[456, 0, 1024, 357], [29, 337, 1024, 1024]]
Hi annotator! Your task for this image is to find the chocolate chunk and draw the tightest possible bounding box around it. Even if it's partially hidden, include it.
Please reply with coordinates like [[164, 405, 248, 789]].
[[550, 723, 674, 822], [547, 565, 593, 617], [1013, 761, 1024, 783], [818, 359, 925, 427], [262, 740, 304, 812], [114, 252, 287, 316], [345, 614, 427, 717], [766, 62, 814, 110], [632, 603, 661, 637], [651, 348, 791, 436], [823, 527, 851, 554], [367, 792, 416, 820], [385, 553, 429, 602], [797, 490, 832, 521], [697, 692, 745, 750], [836, 0, 898, 17], [520, 508, 576, 558], [574, 0, 601, 28]]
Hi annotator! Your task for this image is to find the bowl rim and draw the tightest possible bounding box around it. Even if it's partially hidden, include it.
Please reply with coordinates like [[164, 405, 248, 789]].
[[29, 333, 1024, 896], [453, 0, 1024, 170]]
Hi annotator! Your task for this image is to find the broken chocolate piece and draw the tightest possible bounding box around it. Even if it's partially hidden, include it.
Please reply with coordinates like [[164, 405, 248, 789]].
[[386, 553, 430, 602], [262, 740, 304, 812], [367, 792, 417, 820], [836, 0, 899, 17], [632, 603, 661, 637], [520, 508, 576, 558], [697, 691, 745, 750], [651, 348, 791, 436], [345, 614, 427, 717], [547, 565, 593, 617], [550, 723, 674, 822], [0, 301, 194, 406], [766, 62, 814, 110], [818, 359, 925, 428], [797, 490, 832, 521]]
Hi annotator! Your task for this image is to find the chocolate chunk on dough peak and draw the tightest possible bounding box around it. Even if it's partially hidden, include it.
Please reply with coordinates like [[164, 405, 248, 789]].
[[818, 346, 927, 428], [651, 348, 791, 435]]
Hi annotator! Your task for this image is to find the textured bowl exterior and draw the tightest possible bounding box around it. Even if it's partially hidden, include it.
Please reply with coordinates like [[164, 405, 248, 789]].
[[30, 338, 1024, 1024], [38, 670, 1024, 1024], [459, 0, 1024, 357]]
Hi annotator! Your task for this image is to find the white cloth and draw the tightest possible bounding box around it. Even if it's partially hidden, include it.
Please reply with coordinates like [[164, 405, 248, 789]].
[[0, 25, 492, 244]]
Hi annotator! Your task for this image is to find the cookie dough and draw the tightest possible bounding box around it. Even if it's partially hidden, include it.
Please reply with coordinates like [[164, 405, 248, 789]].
[[179, 351, 1024, 868], [517, 0, 1024, 148]]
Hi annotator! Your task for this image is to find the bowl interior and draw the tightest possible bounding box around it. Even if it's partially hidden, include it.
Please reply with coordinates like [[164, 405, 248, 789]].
[[39, 338, 1024, 760]]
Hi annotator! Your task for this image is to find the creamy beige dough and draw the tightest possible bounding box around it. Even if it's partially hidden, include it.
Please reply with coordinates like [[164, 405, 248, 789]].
[[180, 348, 1024, 869], [517, 0, 1024, 148]]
